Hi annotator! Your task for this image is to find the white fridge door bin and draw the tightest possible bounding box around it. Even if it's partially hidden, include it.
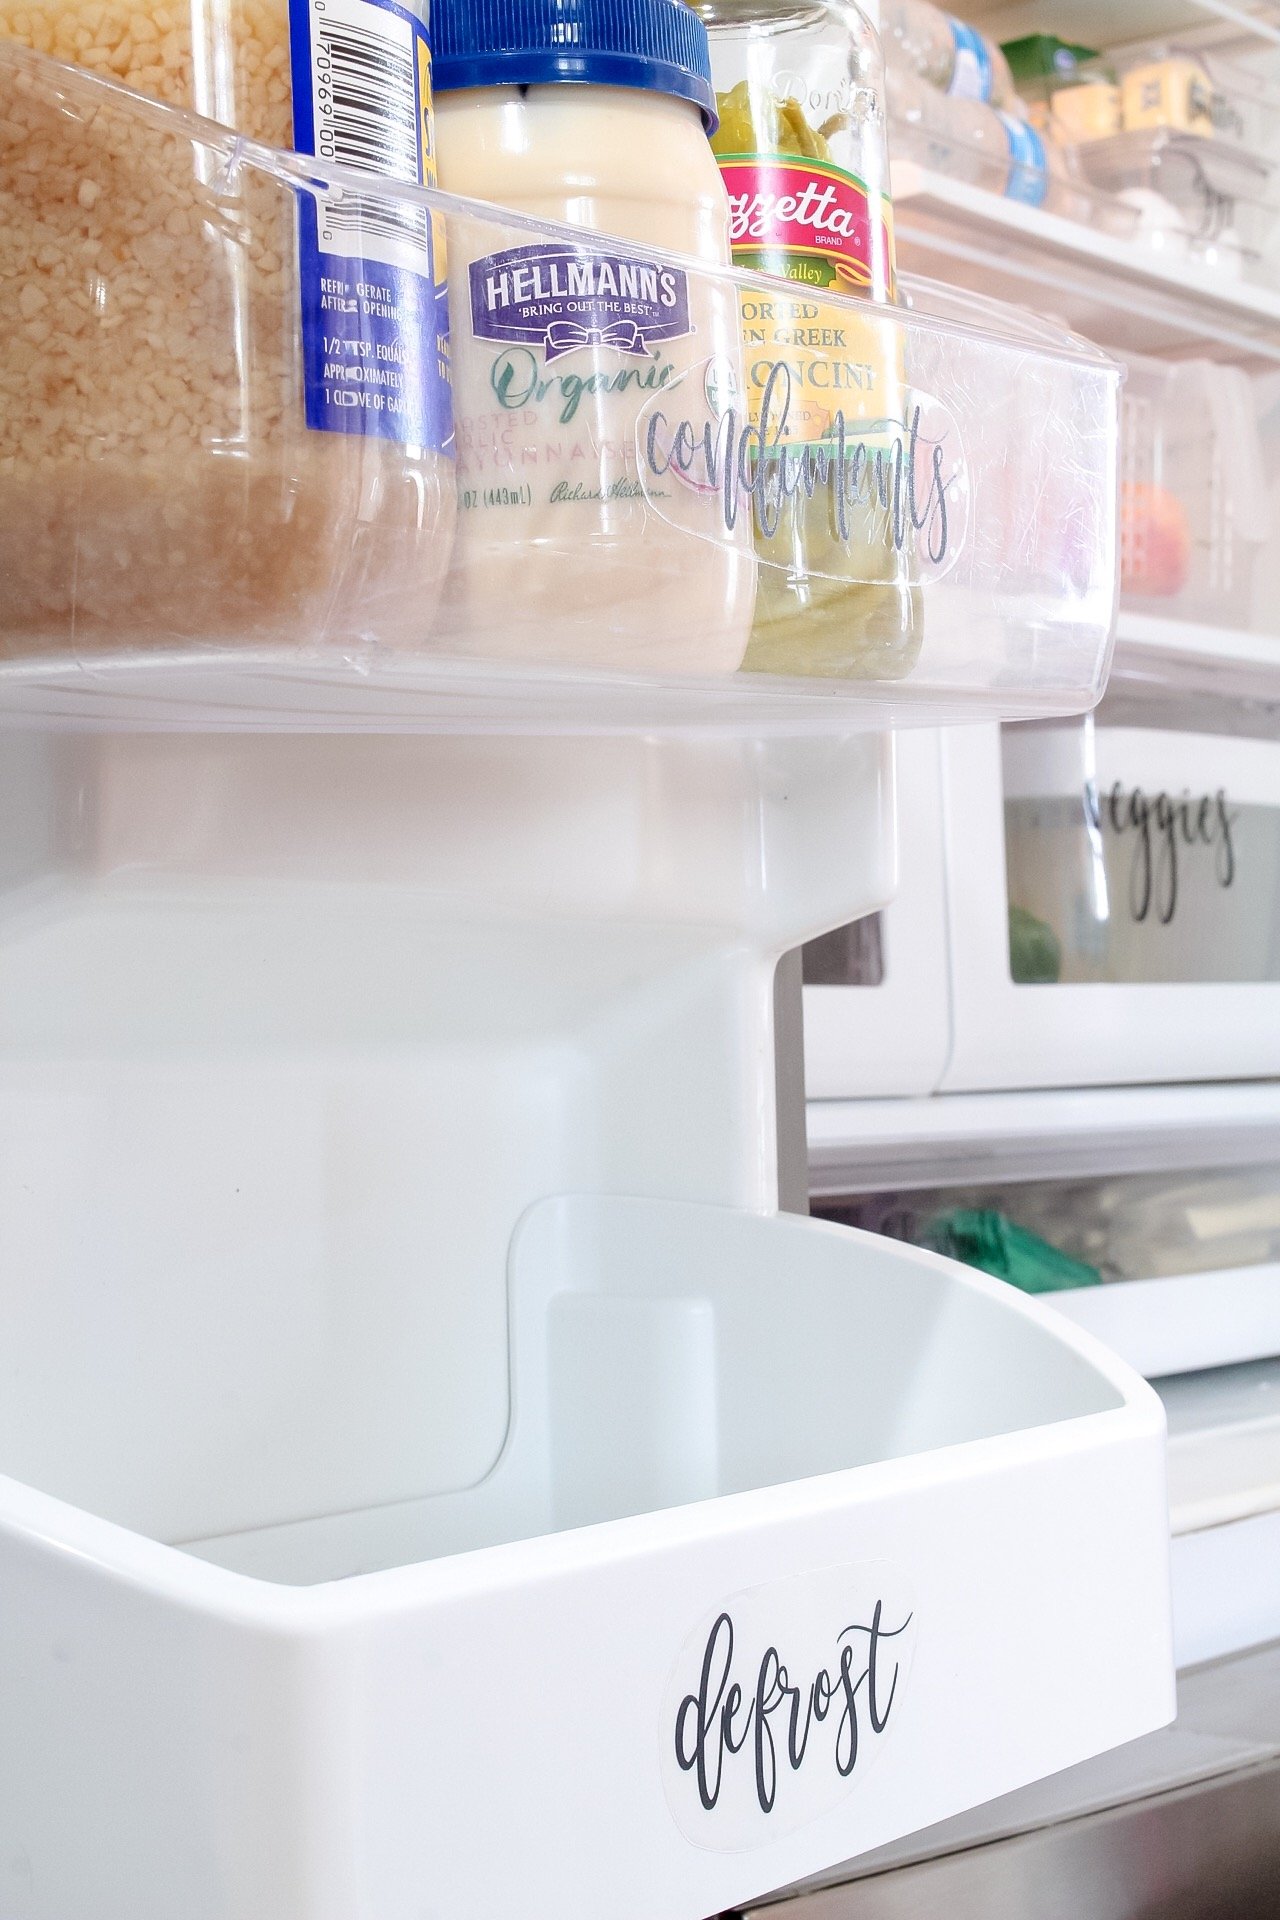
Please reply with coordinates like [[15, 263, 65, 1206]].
[[0, 1194, 1172, 1920], [942, 714, 1280, 1090], [802, 730, 951, 1099]]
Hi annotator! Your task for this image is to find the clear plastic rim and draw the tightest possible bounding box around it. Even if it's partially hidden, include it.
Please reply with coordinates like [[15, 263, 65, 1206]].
[[0, 41, 1121, 375]]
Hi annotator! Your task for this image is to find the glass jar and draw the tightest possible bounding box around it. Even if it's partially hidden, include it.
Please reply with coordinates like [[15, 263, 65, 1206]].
[[697, 0, 923, 678]]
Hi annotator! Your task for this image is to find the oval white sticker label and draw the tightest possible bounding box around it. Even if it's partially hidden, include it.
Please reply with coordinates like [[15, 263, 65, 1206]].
[[661, 1562, 915, 1851]]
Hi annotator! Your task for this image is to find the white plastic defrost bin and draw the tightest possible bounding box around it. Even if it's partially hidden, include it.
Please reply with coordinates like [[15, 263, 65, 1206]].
[[0, 1196, 1172, 1920], [0, 723, 1171, 1920]]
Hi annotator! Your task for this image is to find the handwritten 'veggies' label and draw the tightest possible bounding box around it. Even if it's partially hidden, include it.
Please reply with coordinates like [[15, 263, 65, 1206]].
[[1093, 782, 1238, 926], [662, 1563, 914, 1850]]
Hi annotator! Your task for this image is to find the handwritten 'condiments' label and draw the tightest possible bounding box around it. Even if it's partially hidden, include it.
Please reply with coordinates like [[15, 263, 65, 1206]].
[[661, 1562, 915, 1850]]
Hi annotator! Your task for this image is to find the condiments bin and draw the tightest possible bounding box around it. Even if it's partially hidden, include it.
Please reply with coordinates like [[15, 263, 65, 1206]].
[[1, 45, 1123, 725]]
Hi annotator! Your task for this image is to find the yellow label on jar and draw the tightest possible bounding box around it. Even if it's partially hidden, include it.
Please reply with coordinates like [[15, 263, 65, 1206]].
[[738, 287, 898, 441], [1051, 82, 1122, 145], [1122, 59, 1215, 137]]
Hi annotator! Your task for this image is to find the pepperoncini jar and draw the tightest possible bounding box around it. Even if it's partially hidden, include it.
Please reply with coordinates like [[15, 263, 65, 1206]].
[[696, 0, 923, 679]]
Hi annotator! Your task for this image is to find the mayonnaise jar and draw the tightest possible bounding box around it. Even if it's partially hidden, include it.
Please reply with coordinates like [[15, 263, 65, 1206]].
[[432, 0, 756, 676]]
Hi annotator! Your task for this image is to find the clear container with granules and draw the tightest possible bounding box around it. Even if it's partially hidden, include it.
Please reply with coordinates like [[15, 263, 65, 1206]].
[[0, 0, 454, 656]]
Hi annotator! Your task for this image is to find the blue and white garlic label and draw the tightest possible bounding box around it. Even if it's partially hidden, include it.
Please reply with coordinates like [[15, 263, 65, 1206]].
[[289, 0, 453, 452]]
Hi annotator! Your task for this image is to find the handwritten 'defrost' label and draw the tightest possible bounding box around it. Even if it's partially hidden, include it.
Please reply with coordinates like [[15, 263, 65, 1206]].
[[662, 1565, 915, 1850], [469, 245, 692, 364]]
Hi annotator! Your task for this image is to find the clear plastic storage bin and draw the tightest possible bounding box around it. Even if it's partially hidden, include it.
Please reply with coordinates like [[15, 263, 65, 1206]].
[[0, 44, 456, 660], [0, 44, 1122, 732], [823, 1164, 1280, 1383], [1109, 43, 1280, 169], [1119, 352, 1268, 628], [887, 63, 1117, 227], [1076, 126, 1280, 286], [830, 1165, 1280, 1287]]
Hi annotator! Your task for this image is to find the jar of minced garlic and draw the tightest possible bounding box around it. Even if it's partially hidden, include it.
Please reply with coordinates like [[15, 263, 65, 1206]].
[[0, 0, 454, 656]]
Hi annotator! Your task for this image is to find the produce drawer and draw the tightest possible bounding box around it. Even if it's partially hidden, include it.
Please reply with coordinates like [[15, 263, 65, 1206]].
[[943, 707, 1280, 1090]]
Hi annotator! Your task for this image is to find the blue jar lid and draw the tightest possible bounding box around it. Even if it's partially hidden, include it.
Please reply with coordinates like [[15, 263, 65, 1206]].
[[431, 0, 718, 132]]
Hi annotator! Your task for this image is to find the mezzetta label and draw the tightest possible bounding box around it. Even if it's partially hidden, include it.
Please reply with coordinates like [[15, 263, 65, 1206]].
[[661, 1563, 915, 1850], [717, 156, 895, 293]]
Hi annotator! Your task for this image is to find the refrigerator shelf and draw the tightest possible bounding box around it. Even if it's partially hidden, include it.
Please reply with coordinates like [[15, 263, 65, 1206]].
[[0, 47, 1119, 737], [1111, 610, 1280, 706], [1151, 1356, 1280, 1535], [892, 158, 1280, 365], [1053, 1262, 1280, 1378], [966, 2, 1280, 61], [0, 642, 1109, 739], [1173, 1508, 1280, 1664], [807, 1084, 1280, 1196], [0, 1194, 1172, 1920]]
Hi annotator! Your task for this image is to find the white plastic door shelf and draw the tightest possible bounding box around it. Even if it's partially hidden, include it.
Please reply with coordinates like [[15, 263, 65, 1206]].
[[1053, 1264, 1280, 1379], [0, 1195, 1172, 1920]]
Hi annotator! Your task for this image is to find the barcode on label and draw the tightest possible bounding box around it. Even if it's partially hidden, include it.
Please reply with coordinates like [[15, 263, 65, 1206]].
[[316, 20, 419, 178], [322, 189, 427, 251], [310, 0, 431, 277]]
